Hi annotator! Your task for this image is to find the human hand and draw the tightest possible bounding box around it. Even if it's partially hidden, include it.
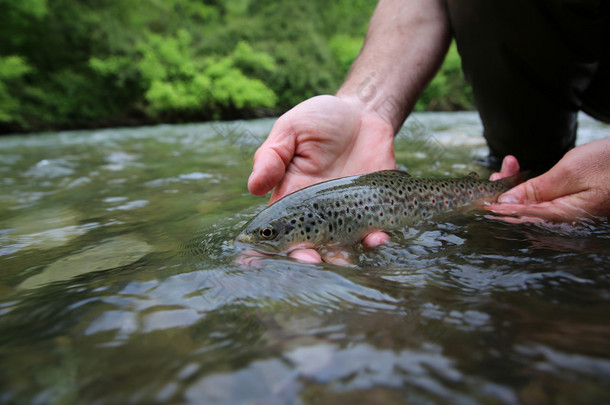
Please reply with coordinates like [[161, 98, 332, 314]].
[[247, 95, 395, 264], [488, 138, 610, 222]]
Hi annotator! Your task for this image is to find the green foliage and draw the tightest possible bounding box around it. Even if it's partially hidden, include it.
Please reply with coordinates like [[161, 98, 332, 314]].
[[0, 56, 32, 123], [91, 30, 278, 119], [0, 0, 473, 133], [328, 34, 364, 73], [140, 36, 277, 117]]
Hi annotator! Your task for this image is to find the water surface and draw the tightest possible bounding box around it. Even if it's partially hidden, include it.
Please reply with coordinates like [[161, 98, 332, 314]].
[[1, 113, 609, 404]]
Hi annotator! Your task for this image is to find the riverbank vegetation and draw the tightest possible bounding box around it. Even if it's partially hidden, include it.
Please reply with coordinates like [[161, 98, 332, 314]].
[[0, 0, 474, 134]]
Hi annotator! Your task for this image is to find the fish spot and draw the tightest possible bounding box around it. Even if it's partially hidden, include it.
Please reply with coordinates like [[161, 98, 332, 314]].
[[357, 214, 362, 219], [305, 226, 310, 233], [338, 218, 343, 226], [335, 201, 341, 207], [329, 224, 333, 232], [299, 217, 304, 222], [313, 203, 319, 209], [379, 212, 383, 217], [403, 211, 407, 215], [347, 227, 352, 233], [291, 219, 296, 224]]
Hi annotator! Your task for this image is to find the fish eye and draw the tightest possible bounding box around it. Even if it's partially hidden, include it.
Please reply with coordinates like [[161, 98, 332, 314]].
[[259, 226, 277, 239]]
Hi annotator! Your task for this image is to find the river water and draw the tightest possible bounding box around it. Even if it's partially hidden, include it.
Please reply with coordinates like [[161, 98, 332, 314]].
[[0, 112, 609, 404]]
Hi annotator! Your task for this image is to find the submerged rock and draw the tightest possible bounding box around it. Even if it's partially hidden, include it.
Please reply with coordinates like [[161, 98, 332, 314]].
[[18, 235, 152, 290]]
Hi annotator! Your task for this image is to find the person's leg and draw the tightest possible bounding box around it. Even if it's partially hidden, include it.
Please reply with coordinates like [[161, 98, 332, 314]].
[[446, 0, 610, 172]]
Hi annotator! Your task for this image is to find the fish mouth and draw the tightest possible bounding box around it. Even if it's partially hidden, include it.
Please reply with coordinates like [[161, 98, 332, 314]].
[[233, 232, 281, 254], [233, 232, 255, 249]]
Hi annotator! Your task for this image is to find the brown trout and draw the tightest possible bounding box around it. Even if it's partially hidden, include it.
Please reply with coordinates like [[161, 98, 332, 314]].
[[235, 170, 516, 254]]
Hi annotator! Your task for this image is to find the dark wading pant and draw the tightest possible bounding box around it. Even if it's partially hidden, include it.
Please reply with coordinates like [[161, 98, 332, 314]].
[[446, 0, 610, 172]]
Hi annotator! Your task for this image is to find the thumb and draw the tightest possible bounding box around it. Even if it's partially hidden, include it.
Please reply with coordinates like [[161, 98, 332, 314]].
[[497, 166, 578, 204], [247, 148, 286, 195], [247, 124, 295, 196]]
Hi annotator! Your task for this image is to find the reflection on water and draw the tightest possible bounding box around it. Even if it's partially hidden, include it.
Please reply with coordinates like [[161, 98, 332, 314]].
[[0, 113, 609, 404]]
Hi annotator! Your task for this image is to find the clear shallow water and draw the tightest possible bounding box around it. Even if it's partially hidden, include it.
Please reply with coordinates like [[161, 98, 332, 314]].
[[0, 113, 609, 404]]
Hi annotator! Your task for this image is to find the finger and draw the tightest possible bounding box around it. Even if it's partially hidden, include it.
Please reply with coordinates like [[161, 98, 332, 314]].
[[489, 155, 520, 181], [235, 249, 270, 267], [362, 231, 391, 248], [496, 161, 584, 205], [248, 147, 287, 196], [288, 248, 322, 263], [320, 248, 355, 267], [248, 121, 296, 196], [497, 174, 573, 205], [486, 199, 589, 223]]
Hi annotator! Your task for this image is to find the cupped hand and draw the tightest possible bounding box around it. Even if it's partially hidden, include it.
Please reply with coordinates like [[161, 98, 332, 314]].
[[248, 95, 395, 263], [488, 138, 610, 222]]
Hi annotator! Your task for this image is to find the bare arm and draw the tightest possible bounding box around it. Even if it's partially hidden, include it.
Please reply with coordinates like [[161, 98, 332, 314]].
[[337, 0, 451, 131]]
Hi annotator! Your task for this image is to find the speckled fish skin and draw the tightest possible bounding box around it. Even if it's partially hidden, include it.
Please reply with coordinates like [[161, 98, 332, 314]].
[[235, 170, 513, 254]]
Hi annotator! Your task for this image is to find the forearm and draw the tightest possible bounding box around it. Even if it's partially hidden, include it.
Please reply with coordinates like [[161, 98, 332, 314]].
[[336, 0, 451, 132]]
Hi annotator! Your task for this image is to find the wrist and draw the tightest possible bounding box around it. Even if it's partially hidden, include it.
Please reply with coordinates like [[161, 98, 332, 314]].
[[336, 80, 409, 134]]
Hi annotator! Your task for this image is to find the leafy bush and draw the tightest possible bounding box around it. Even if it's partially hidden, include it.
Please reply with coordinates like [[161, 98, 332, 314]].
[[0, 56, 32, 123], [0, 0, 473, 133]]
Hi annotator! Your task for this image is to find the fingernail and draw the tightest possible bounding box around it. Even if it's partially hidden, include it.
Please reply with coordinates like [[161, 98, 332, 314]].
[[497, 194, 519, 204]]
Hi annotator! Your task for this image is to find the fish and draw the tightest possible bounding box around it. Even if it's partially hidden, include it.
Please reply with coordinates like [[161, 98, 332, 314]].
[[234, 170, 519, 255]]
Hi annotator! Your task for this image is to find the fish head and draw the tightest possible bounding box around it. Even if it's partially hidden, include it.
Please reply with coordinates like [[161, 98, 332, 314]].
[[234, 206, 325, 254]]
